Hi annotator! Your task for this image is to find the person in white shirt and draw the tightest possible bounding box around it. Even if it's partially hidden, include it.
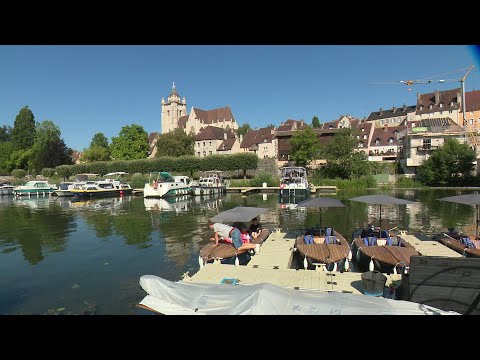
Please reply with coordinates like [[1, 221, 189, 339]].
[[207, 219, 258, 253]]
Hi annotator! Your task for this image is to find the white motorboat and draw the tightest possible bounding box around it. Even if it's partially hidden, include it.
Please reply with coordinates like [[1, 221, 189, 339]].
[[143, 172, 192, 198]]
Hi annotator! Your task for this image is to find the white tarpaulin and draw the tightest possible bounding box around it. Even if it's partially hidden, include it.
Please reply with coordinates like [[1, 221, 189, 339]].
[[138, 275, 459, 315]]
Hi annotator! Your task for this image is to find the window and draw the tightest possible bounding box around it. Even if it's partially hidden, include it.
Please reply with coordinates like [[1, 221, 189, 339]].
[[203, 142, 205, 146], [388, 138, 394, 144], [203, 151, 206, 157], [429, 104, 433, 109], [209, 151, 212, 155], [358, 142, 364, 148], [356, 135, 360, 139], [209, 141, 211, 146], [439, 103, 443, 108], [361, 128, 365, 132], [375, 139, 381, 145], [197, 142, 200, 147], [470, 119, 474, 125], [363, 134, 368, 139], [419, 105, 423, 111], [422, 138, 431, 150], [197, 152, 200, 156]]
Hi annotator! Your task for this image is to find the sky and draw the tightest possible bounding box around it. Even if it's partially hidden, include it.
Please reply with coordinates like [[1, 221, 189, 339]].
[[0, 45, 479, 151]]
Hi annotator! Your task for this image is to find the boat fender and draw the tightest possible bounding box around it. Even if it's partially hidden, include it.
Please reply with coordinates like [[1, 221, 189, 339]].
[[393, 264, 397, 275], [234, 253, 239, 266], [198, 255, 204, 269], [303, 254, 308, 270], [344, 255, 350, 271], [348, 249, 352, 261], [332, 262, 337, 272], [356, 247, 362, 263], [369, 256, 374, 271]]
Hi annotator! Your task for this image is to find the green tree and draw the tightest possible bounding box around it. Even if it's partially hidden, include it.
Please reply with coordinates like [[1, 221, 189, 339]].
[[288, 126, 321, 166], [320, 128, 369, 179], [11, 106, 36, 150], [0, 141, 14, 173], [312, 116, 320, 128], [90, 132, 109, 148], [30, 120, 73, 173], [0, 125, 12, 142], [80, 145, 111, 162], [156, 128, 195, 157], [237, 123, 251, 136], [416, 139, 475, 186], [110, 124, 149, 160]]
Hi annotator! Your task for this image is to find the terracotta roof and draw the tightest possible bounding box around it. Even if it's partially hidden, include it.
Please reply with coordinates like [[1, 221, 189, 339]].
[[322, 120, 339, 129], [416, 88, 461, 115], [192, 106, 235, 125], [177, 115, 189, 129], [369, 125, 406, 147], [240, 126, 274, 149], [277, 119, 307, 131], [355, 121, 372, 133], [217, 137, 236, 151], [367, 105, 416, 121], [409, 117, 464, 133], [195, 126, 235, 141], [464, 90, 480, 112]]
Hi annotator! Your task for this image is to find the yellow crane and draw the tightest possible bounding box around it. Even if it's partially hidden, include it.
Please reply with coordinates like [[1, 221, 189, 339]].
[[370, 65, 477, 150]]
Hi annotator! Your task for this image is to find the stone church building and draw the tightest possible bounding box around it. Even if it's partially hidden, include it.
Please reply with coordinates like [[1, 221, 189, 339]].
[[161, 83, 238, 135]]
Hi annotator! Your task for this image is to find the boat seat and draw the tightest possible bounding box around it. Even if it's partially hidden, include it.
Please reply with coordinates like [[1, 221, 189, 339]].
[[386, 236, 399, 246], [325, 235, 337, 244], [376, 239, 387, 246], [363, 236, 377, 246]]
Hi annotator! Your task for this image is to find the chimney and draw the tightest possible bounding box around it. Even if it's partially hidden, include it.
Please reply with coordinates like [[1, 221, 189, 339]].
[[435, 90, 440, 105], [384, 124, 388, 131], [239, 134, 243, 143]]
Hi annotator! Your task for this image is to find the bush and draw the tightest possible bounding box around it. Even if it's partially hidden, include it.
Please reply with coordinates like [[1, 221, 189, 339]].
[[312, 175, 377, 190], [395, 176, 424, 188], [130, 173, 149, 189], [11, 169, 26, 178], [41, 168, 55, 178], [251, 172, 279, 187]]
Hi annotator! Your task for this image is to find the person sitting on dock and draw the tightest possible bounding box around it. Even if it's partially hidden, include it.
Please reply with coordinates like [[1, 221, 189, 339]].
[[249, 217, 262, 239], [207, 220, 258, 253]]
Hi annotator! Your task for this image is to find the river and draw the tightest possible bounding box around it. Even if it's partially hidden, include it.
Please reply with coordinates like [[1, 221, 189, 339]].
[[0, 188, 477, 314]]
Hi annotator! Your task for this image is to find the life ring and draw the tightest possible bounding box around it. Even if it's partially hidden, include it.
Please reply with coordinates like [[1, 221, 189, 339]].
[[280, 184, 285, 189]]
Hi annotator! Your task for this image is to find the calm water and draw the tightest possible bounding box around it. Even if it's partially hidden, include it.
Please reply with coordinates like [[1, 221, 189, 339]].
[[0, 189, 477, 314]]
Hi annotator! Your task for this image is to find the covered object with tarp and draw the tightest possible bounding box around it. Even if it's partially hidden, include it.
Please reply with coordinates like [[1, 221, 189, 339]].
[[138, 275, 458, 315]]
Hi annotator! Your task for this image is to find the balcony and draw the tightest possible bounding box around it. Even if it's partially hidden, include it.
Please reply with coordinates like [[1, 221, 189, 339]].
[[416, 145, 439, 152]]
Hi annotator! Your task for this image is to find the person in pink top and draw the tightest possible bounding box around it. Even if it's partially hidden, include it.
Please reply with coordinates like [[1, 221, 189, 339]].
[[207, 219, 258, 253]]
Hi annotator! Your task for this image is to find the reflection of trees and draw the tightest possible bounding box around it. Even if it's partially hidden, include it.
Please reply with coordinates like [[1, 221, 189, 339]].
[[112, 200, 154, 247], [83, 214, 114, 238], [0, 202, 76, 265]]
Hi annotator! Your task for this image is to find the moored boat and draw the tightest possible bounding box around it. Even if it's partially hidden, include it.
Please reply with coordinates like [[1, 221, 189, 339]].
[[69, 172, 133, 198], [433, 229, 480, 258], [0, 183, 14, 196], [191, 171, 226, 196], [143, 172, 192, 198], [350, 226, 420, 273], [279, 166, 311, 197], [13, 180, 57, 196], [52, 182, 76, 197], [294, 227, 351, 271]]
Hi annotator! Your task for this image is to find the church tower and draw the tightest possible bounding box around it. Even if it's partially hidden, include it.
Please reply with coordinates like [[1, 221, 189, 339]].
[[161, 82, 187, 134]]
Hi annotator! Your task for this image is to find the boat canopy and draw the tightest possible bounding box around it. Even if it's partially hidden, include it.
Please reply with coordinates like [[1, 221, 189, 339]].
[[160, 172, 172, 179]]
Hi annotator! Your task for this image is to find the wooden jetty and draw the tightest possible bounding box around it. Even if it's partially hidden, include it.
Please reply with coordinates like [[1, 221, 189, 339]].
[[400, 232, 462, 258], [226, 186, 337, 195]]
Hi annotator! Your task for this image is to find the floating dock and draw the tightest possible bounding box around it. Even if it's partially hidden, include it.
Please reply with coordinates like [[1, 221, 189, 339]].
[[400, 232, 463, 258]]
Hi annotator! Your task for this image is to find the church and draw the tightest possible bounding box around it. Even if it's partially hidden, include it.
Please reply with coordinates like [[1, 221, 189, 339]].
[[161, 83, 239, 135]]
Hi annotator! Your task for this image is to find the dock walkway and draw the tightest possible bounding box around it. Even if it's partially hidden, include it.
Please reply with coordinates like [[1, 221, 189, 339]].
[[400, 233, 462, 257]]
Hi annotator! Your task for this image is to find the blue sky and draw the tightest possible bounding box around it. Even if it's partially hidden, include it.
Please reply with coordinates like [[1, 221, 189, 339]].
[[0, 45, 479, 151]]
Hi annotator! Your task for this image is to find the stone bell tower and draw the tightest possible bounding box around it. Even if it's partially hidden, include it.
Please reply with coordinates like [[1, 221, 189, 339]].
[[161, 82, 187, 134]]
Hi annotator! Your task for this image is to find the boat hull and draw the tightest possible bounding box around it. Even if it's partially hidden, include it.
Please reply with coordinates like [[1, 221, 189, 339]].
[[14, 189, 56, 196], [278, 187, 310, 197], [71, 188, 133, 198], [144, 183, 192, 198]]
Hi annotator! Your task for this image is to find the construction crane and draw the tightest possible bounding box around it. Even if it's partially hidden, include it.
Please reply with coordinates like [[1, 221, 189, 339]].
[[370, 65, 476, 150]]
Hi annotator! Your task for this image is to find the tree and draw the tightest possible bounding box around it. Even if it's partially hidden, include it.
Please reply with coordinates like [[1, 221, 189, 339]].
[[312, 116, 320, 128], [288, 126, 321, 166], [30, 120, 73, 173], [237, 123, 251, 136], [320, 128, 369, 179], [156, 128, 195, 157], [416, 139, 475, 186], [90, 132, 109, 148], [80, 145, 111, 162], [11, 106, 36, 150], [0, 141, 14, 173], [110, 124, 149, 160], [0, 125, 12, 142]]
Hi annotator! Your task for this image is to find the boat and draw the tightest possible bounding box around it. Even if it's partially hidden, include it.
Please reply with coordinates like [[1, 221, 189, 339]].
[[69, 172, 133, 199], [143, 172, 192, 198], [294, 227, 351, 271], [279, 166, 311, 197], [350, 226, 421, 273], [190, 171, 227, 196], [13, 180, 57, 196], [0, 182, 14, 196], [137, 275, 458, 315], [433, 229, 480, 258], [52, 182, 76, 197]]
